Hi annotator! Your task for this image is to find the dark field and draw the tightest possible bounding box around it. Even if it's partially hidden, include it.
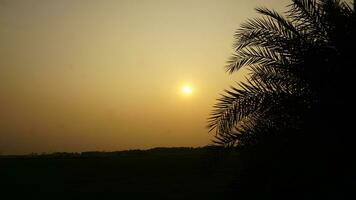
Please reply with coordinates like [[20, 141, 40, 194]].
[[1, 148, 244, 199], [1, 147, 353, 199]]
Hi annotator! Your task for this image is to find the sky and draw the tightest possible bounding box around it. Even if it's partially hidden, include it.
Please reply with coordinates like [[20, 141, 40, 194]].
[[0, 0, 289, 154]]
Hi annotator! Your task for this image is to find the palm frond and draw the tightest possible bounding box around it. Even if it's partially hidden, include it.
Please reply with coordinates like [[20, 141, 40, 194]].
[[209, 0, 355, 147], [288, 0, 327, 38], [228, 7, 303, 74], [255, 7, 300, 37], [208, 77, 294, 146], [226, 46, 287, 73]]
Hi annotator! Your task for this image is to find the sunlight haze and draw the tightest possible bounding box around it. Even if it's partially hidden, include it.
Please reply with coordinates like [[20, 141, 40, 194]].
[[0, 0, 289, 154]]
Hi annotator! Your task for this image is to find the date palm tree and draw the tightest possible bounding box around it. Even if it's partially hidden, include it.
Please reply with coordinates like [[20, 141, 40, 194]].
[[208, 0, 355, 147]]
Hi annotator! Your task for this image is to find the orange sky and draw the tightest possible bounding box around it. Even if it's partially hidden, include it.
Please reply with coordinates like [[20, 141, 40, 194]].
[[0, 0, 289, 154]]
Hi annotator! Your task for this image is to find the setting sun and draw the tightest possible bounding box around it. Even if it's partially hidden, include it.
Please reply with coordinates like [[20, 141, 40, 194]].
[[0, 0, 291, 154], [182, 85, 193, 95]]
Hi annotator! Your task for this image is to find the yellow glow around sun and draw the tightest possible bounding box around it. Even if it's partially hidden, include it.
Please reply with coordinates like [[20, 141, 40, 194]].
[[181, 85, 193, 95]]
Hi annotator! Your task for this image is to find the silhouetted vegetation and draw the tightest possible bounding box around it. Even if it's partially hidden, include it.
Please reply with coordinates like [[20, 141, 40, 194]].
[[209, 0, 355, 147], [2, 1, 354, 199], [208, 0, 355, 197], [0, 146, 226, 159]]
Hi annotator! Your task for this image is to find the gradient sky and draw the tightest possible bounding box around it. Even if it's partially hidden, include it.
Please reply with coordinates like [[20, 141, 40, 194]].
[[0, 0, 289, 154]]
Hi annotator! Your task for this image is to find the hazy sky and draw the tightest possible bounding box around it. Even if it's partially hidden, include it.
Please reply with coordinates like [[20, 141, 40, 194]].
[[0, 0, 289, 154]]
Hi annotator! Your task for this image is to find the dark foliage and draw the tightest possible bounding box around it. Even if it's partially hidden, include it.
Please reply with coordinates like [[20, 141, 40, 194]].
[[208, 0, 355, 147], [208, 0, 356, 197]]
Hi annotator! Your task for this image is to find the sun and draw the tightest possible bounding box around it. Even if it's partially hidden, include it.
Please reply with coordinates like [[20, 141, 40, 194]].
[[181, 85, 193, 95]]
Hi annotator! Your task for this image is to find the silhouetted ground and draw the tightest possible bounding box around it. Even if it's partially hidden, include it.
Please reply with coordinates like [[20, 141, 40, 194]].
[[1, 146, 354, 199]]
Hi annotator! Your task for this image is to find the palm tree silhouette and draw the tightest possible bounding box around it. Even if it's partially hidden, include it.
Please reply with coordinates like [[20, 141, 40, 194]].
[[208, 0, 355, 147]]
